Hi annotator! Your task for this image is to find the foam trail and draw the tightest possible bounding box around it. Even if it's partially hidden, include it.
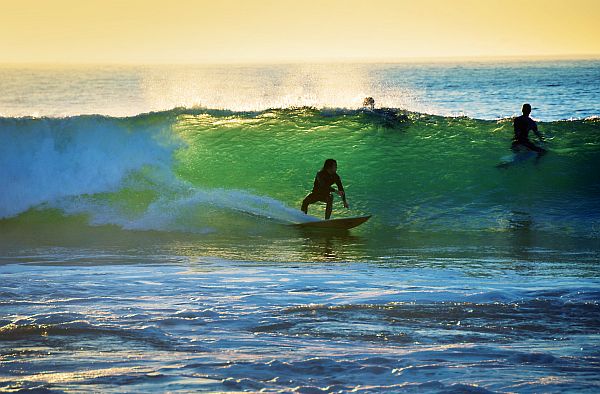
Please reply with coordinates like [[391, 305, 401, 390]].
[[53, 178, 316, 234]]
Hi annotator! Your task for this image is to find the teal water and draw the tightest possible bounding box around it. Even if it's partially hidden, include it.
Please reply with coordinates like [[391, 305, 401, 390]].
[[2, 108, 599, 254], [1, 62, 600, 393]]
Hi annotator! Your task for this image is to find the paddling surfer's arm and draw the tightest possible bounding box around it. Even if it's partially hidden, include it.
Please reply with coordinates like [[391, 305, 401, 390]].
[[530, 118, 544, 141]]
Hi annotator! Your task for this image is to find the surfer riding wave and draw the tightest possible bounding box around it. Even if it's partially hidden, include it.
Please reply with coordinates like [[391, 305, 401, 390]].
[[301, 159, 348, 220]]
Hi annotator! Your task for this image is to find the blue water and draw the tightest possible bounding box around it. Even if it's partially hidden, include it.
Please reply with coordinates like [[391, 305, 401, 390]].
[[2, 258, 599, 392], [1, 60, 598, 119], [1, 60, 600, 393]]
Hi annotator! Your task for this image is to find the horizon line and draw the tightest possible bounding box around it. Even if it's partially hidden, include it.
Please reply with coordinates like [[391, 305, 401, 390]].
[[1, 53, 599, 67]]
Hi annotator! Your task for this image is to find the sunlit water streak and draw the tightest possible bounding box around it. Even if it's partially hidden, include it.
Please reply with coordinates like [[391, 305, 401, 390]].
[[1, 259, 599, 393]]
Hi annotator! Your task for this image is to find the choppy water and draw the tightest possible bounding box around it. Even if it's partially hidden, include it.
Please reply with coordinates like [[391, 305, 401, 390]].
[[1, 61, 600, 392], [2, 258, 600, 393]]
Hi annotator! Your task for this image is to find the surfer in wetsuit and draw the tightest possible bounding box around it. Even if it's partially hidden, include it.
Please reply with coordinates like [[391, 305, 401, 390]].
[[301, 159, 348, 220], [513, 103, 546, 154]]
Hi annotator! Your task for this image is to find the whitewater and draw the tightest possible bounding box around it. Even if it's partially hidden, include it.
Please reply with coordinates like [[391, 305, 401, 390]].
[[1, 60, 599, 393]]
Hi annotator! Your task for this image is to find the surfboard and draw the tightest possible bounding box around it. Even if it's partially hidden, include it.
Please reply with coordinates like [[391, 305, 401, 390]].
[[497, 151, 533, 168], [292, 215, 371, 230], [497, 150, 545, 168]]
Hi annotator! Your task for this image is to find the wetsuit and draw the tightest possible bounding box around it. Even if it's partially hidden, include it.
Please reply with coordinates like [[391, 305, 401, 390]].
[[301, 169, 345, 219], [513, 115, 545, 153]]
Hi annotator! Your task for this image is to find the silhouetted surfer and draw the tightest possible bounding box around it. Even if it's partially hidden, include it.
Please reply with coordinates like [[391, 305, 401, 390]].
[[513, 103, 546, 154], [301, 159, 348, 220]]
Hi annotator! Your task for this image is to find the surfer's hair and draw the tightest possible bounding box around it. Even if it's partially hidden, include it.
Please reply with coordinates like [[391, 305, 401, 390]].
[[522, 103, 532, 115], [323, 159, 337, 170]]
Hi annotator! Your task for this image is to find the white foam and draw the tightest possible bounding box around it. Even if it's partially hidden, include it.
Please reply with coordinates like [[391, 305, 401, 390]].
[[0, 116, 178, 219], [52, 174, 313, 233], [1, 115, 314, 229]]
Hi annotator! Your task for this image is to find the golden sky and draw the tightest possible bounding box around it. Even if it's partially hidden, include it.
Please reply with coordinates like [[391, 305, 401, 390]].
[[1, 0, 599, 63]]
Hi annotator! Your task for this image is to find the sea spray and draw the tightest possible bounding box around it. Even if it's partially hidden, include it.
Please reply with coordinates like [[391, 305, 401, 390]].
[[0, 114, 179, 218]]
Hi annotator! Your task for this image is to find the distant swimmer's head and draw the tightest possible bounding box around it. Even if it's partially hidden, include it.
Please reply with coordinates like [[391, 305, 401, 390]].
[[522, 103, 532, 115], [363, 97, 375, 110], [323, 158, 337, 175]]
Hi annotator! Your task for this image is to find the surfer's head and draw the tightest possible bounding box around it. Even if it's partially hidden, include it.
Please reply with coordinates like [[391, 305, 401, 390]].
[[522, 103, 532, 115], [323, 158, 337, 175]]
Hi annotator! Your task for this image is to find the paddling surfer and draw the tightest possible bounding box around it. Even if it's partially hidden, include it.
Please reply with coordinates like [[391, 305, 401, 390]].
[[512, 103, 546, 154], [301, 159, 349, 220]]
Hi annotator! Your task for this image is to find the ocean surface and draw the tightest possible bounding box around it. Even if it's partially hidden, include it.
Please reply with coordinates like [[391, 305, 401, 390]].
[[1, 60, 600, 393]]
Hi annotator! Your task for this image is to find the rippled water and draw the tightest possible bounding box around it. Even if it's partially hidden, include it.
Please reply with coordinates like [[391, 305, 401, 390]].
[[1, 60, 600, 392], [2, 251, 600, 393]]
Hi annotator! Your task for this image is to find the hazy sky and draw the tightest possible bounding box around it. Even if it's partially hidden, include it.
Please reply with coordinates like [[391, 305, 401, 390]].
[[1, 0, 599, 63]]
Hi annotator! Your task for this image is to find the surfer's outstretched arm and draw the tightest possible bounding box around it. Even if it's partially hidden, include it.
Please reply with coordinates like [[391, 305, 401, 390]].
[[335, 176, 349, 208], [342, 194, 349, 209], [526, 116, 545, 142], [336, 189, 348, 207]]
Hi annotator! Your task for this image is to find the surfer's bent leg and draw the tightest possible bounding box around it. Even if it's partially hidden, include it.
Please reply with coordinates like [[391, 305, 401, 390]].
[[302, 192, 332, 218], [325, 194, 333, 220], [301, 193, 320, 214]]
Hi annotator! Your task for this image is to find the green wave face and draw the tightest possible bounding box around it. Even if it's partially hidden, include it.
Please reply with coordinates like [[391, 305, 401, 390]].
[[174, 109, 600, 235], [1, 108, 599, 262]]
